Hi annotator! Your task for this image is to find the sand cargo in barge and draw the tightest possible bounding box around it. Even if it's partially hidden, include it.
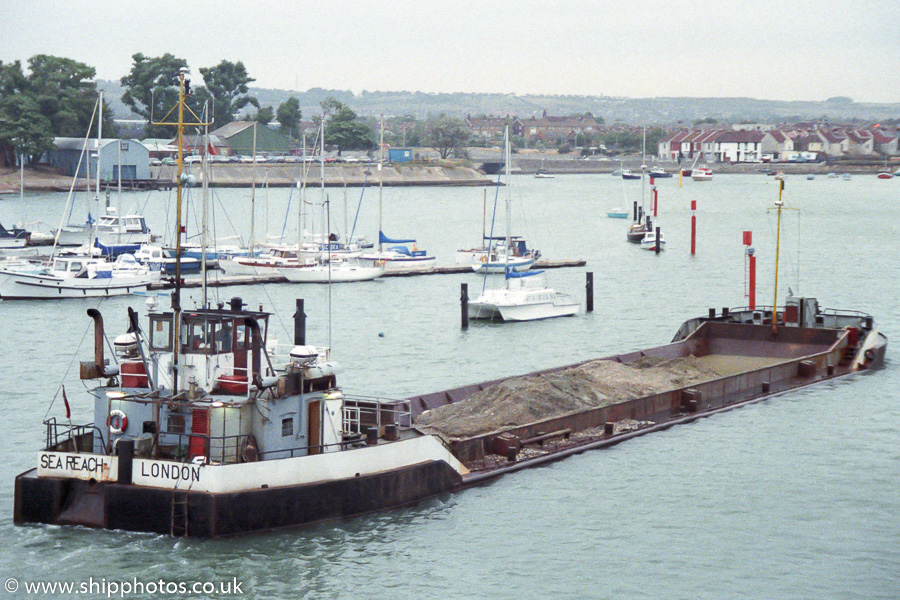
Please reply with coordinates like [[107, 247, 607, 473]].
[[13, 294, 886, 537]]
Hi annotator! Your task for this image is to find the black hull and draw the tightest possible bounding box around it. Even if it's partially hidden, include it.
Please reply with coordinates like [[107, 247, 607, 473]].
[[15, 460, 463, 537]]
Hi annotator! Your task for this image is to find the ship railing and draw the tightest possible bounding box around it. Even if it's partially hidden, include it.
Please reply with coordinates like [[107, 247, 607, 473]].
[[156, 430, 253, 465], [43, 418, 105, 453], [341, 394, 412, 432], [257, 439, 358, 460]]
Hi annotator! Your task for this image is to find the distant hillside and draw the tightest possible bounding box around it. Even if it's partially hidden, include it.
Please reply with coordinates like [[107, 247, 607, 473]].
[[96, 80, 900, 126]]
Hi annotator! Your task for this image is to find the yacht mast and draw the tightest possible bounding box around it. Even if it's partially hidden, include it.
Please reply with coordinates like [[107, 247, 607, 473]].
[[504, 126, 511, 289], [378, 115, 384, 253], [250, 122, 257, 254]]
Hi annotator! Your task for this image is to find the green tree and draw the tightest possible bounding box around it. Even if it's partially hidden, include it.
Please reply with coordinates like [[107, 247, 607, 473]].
[[276, 97, 301, 139], [253, 106, 274, 124], [26, 54, 114, 138], [0, 93, 55, 166], [120, 53, 188, 138], [320, 98, 374, 153], [195, 59, 258, 128], [424, 115, 470, 159]]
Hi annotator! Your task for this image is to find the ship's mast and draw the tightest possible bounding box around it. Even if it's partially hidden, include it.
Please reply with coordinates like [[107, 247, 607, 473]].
[[153, 67, 207, 393], [771, 179, 785, 336]]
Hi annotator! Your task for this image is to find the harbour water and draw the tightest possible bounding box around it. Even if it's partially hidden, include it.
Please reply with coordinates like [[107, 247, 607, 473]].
[[1, 173, 897, 598]]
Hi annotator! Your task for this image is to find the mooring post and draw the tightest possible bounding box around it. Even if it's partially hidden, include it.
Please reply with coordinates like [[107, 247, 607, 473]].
[[655, 226, 661, 255], [690, 200, 697, 255], [586, 272, 594, 312], [460, 283, 469, 329]]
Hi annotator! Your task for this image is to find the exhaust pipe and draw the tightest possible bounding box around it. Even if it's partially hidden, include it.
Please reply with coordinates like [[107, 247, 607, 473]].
[[80, 309, 119, 379]]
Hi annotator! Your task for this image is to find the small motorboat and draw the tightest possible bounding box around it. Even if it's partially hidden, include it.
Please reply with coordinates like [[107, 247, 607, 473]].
[[640, 231, 666, 251]]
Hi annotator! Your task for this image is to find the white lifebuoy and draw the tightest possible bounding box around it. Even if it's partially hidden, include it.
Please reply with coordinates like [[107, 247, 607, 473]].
[[108, 409, 128, 435]]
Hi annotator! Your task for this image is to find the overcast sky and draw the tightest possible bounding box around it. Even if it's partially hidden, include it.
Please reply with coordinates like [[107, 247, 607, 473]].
[[4, 0, 899, 103]]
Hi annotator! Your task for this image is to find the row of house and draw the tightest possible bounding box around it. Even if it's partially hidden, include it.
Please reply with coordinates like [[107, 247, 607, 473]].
[[659, 127, 899, 163], [466, 111, 601, 143]]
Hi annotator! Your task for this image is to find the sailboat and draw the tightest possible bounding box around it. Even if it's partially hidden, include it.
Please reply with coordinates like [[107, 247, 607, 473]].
[[626, 127, 653, 243], [0, 96, 157, 299], [468, 128, 578, 321], [459, 176, 539, 274], [0, 222, 29, 249], [358, 117, 436, 272], [276, 114, 382, 284]]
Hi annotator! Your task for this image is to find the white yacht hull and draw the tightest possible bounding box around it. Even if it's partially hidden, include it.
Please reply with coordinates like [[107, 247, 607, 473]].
[[0, 270, 153, 299], [278, 264, 383, 283], [56, 227, 153, 247], [358, 254, 436, 272], [472, 257, 535, 274], [468, 287, 579, 321]]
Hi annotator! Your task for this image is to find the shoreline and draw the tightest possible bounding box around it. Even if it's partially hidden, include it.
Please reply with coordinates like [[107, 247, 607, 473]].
[[0, 160, 894, 193]]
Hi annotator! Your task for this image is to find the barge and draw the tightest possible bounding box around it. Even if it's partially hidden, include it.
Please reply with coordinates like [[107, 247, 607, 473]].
[[13, 294, 886, 537]]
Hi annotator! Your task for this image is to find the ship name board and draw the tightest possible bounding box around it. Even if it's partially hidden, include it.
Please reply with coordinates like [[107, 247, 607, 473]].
[[38, 452, 115, 481], [133, 459, 203, 488]]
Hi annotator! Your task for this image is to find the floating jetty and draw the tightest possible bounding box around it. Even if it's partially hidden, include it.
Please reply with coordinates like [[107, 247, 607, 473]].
[[150, 259, 587, 289]]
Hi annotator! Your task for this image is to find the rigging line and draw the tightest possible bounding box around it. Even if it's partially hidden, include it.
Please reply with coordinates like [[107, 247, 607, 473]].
[[278, 181, 295, 242], [42, 296, 109, 420], [258, 279, 291, 352], [348, 168, 369, 242], [481, 165, 505, 294]]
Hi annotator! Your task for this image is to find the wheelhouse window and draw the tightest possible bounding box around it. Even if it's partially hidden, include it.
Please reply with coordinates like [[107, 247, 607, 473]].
[[281, 417, 293, 437], [183, 319, 215, 353], [149, 316, 173, 351], [168, 414, 186, 434]]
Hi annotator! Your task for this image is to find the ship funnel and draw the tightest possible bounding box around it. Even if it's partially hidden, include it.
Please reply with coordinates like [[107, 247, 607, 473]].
[[293, 299, 306, 346], [81, 308, 119, 379]]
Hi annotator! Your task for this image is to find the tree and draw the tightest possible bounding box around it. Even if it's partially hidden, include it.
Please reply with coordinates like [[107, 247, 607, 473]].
[[424, 115, 470, 159], [0, 92, 55, 166], [120, 53, 188, 137], [26, 54, 114, 138], [253, 106, 274, 124], [320, 98, 374, 153], [276, 97, 301, 139], [195, 60, 258, 128]]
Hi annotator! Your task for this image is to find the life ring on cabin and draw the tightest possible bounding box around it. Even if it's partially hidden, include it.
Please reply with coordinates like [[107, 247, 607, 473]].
[[107, 410, 128, 435], [864, 349, 875, 362], [480, 255, 487, 263]]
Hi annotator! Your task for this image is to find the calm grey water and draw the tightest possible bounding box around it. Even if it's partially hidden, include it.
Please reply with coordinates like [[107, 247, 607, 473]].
[[1, 173, 897, 599]]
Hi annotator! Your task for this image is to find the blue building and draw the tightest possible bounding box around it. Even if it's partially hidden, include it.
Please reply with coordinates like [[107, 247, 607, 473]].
[[49, 138, 150, 180], [388, 148, 413, 163]]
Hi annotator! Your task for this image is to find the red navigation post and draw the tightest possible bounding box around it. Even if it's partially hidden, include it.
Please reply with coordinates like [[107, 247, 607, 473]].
[[690, 200, 697, 255], [743, 231, 756, 309], [651, 177, 658, 216]]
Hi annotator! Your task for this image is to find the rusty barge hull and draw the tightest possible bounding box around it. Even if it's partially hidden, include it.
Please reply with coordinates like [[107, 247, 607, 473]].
[[405, 310, 887, 485]]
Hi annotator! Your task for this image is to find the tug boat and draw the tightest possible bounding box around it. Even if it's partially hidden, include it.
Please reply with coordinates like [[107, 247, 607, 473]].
[[13, 294, 885, 537]]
